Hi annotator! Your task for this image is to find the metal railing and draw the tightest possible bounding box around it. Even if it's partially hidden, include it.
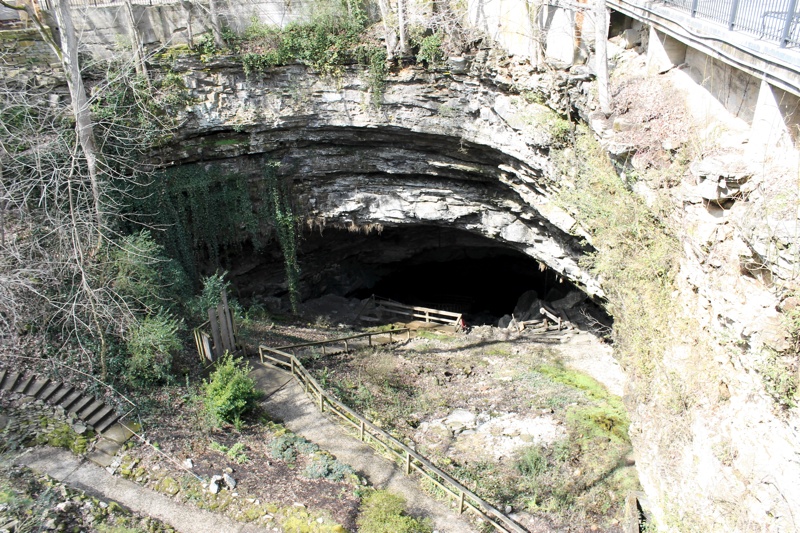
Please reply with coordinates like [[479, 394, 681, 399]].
[[257, 340, 527, 533], [660, 0, 800, 47]]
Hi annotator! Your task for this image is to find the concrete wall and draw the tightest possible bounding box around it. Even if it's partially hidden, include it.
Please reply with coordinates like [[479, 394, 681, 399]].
[[70, 0, 310, 57], [684, 46, 760, 124], [466, 0, 596, 66], [467, 0, 538, 59]]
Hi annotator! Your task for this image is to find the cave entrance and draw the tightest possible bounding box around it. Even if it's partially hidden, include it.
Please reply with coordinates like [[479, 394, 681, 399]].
[[348, 248, 564, 323], [292, 225, 588, 326]]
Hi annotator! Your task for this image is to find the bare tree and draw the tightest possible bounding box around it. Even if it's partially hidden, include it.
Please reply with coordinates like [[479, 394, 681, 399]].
[[0, 2, 179, 376], [123, 0, 149, 79], [208, 0, 224, 48], [595, 0, 611, 115], [397, 0, 408, 56]]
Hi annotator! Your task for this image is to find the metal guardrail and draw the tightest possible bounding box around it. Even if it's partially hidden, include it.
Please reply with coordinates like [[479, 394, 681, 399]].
[[659, 0, 800, 47], [257, 339, 527, 533]]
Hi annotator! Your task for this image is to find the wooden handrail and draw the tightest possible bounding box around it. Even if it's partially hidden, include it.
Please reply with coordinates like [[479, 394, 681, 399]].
[[375, 300, 463, 319], [257, 344, 527, 533], [274, 329, 410, 352], [367, 296, 463, 326]]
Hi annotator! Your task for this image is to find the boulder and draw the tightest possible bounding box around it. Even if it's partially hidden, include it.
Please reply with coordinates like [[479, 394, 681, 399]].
[[497, 314, 513, 328], [551, 290, 586, 310], [620, 28, 641, 49], [444, 409, 477, 433], [513, 290, 540, 321]]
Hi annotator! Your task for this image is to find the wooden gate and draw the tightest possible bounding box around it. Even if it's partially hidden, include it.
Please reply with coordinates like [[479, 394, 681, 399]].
[[193, 290, 237, 363]]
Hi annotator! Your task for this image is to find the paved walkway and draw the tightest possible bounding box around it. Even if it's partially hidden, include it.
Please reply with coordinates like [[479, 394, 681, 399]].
[[14, 447, 267, 533], [250, 360, 476, 533]]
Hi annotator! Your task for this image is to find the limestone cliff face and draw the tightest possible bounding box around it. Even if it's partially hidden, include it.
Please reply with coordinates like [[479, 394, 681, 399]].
[[164, 50, 800, 531], [164, 53, 601, 297]]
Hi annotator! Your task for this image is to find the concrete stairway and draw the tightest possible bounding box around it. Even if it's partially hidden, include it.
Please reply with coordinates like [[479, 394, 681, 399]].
[[0, 369, 121, 434]]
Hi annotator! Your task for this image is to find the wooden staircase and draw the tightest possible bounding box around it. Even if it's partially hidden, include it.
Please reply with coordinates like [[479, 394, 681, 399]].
[[0, 369, 121, 434]]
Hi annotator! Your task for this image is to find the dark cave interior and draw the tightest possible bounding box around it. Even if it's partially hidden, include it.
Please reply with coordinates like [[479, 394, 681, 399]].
[[231, 225, 598, 325]]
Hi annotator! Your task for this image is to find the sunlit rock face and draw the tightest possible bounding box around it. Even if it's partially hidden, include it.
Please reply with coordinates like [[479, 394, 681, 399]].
[[158, 50, 800, 532], [160, 56, 601, 299]]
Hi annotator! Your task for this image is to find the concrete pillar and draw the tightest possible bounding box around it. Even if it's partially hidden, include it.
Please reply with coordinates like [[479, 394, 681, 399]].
[[646, 27, 687, 74], [749, 78, 798, 160], [545, 6, 576, 66]]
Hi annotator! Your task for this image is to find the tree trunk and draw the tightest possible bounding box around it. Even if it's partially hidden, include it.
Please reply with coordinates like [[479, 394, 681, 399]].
[[376, 0, 396, 59], [124, 0, 148, 79], [209, 0, 224, 48], [595, 0, 611, 116], [397, 0, 408, 56], [54, 0, 105, 251]]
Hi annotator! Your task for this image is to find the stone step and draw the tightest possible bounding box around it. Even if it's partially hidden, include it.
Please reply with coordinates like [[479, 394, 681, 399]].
[[95, 414, 122, 435], [67, 395, 94, 416], [27, 378, 50, 398], [13, 375, 34, 394], [57, 390, 82, 410], [77, 400, 105, 421], [86, 405, 115, 430], [100, 420, 137, 442], [38, 382, 62, 402], [1, 372, 19, 391], [48, 385, 73, 405]]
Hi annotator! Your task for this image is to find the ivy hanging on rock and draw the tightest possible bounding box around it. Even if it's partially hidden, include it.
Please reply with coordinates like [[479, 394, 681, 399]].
[[127, 164, 263, 282], [264, 161, 301, 314]]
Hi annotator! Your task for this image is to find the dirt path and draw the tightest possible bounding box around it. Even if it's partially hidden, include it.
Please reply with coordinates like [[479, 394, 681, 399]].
[[13, 447, 267, 533], [250, 360, 478, 533]]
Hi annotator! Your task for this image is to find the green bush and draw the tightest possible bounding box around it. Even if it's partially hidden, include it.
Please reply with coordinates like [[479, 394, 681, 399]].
[[415, 33, 444, 67], [303, 452, 353, 481], [204, 353, 259, 425], [356, 490, 432, 533], [189, 271, 245, 325], [112, 231, 191, 314], [269, 433, 319, 462], [126, 311, 182, 385]]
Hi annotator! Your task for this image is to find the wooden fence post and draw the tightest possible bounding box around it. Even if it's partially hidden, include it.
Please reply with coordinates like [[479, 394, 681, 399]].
[[360, 420, 365, 441], [208, 308, 223, 359], [406, 452, 411, 475]]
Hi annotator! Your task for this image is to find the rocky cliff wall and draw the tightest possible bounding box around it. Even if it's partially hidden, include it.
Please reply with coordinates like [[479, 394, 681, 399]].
[[162, 45, 800, 532], [162, 53, 602, 298]]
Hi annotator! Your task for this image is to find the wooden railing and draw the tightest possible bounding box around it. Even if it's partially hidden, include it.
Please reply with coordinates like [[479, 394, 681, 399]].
[[361, 295, 464, 327], [257, 342, 527, 533], [273, 329, 412, 359]]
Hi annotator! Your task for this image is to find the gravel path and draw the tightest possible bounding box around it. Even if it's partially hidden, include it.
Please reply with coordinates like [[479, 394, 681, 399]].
[[250, 360, 478, 533], [14, 447, 267, 533]]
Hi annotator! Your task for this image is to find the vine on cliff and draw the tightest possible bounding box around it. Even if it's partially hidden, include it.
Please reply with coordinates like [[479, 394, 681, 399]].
[[264, 162, 301, 314], [556, 126, 680, 384], [127, 164, 262, 282]]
